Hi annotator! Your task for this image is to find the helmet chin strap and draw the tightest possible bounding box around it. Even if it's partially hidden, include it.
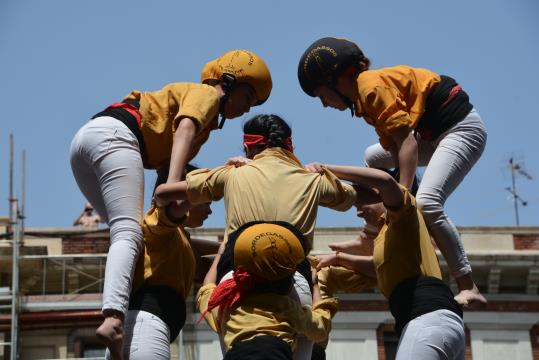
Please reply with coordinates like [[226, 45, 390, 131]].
[[334, 88, 355, 116], [218, 73, 236, 129]]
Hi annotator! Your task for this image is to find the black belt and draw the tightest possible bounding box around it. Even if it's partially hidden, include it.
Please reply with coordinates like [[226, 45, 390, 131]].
[[388, 275, 463, 337], [91, 100, 146, 156], [224, 335, 293, 360], [128, 285, 186, 342], [416, 75, 473, 141]]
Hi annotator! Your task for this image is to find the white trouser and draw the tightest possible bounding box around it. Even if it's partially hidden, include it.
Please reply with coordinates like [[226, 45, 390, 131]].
[[364, 109, 487, 277], [105, 310, 171, 360], [70, 116, 144, 314], [219, 271, 313, 360], [396, 309, 465, 360]]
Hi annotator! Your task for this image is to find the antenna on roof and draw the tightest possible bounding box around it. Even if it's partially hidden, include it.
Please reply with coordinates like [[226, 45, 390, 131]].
[[504, 156, 533, 226]]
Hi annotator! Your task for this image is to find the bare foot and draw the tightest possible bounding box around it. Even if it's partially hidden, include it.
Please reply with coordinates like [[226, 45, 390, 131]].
[[96, 314, 124, 360], [454, 274, 487, 308]]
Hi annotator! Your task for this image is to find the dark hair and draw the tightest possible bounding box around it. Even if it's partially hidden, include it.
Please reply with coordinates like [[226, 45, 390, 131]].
[[243, 114, 291, 150], [378, 167, 420, 196]]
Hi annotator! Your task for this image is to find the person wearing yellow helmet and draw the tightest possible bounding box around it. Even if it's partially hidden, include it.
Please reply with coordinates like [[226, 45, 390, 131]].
[[198, 222, 338, 360], [69, 49, 271, 359], [297, 37, 487, 308]]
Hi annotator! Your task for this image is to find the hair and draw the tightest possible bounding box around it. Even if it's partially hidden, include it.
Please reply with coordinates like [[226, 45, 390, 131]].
[[356, 51, 371, 72], [243, 114, 292, 149]]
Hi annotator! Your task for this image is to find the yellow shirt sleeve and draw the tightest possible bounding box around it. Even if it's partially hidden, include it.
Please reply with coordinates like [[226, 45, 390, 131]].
[[196, 283, 220, 332], [186, 166, 233, 204], [361, 86, 413, 150], [143, 205, 183, 237], [173, 85, 220, 134], [318, 266, 377, 299], [288, 298, 338, 343], [318, 169, 357, 211]]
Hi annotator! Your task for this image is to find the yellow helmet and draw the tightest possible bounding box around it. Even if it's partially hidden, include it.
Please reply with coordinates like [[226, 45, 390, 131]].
[[201, 50, 272, 105], [233, 222, 305, 281]]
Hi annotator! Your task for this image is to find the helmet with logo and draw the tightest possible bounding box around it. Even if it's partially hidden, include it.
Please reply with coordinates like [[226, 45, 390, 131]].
[[201, 50, 272, 106], [297, 37, 365, 97]]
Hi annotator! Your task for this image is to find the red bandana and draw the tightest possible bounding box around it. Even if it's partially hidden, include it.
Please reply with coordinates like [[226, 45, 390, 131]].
[[197, 268, 259, 323], [243, 134, 294, 153]]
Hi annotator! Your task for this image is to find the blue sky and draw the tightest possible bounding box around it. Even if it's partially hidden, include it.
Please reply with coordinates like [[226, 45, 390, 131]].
[[1, 0, 537, 228]]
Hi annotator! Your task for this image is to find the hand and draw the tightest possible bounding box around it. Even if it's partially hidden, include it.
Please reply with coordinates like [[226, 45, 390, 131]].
[[225, 156, 252, 167], [315, 253, 338, 271], [154, 184, 170, 207], [304, 162, 325, 173]]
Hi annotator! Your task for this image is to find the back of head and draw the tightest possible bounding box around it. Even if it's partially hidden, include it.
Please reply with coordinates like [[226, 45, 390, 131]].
[[297, 37, 370, 97], [233, 222, 305, 281], [201, 50, 272, 105], [243, 114, 292, 150]]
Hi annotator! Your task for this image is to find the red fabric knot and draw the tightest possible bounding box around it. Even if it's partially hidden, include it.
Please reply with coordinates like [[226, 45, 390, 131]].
[[441, 84, 462, 107], [197, 268, 258, 324]]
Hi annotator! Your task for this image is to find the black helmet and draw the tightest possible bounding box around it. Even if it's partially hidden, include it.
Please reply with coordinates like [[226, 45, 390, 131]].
[[298, 37, 364, 97]]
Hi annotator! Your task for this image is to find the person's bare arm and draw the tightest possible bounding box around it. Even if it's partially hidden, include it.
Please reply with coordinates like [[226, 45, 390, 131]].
[[316, 252, 376, 278], [203, 241, 227, 286], [311, 267, 322, 303], [321, 165, 403, 208], [154, 181, 188, 207], [164, 200, 192, 223], [390, 126, 417, 191], [167, 117, 197, 183]]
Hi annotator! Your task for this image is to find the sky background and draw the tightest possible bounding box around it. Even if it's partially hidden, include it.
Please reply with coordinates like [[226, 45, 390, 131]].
[[1, 0, 538, 229]]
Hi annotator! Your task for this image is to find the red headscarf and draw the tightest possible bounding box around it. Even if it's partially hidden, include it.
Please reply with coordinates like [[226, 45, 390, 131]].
[[243, 134, 293, 153], [198, 268, 261, 323]]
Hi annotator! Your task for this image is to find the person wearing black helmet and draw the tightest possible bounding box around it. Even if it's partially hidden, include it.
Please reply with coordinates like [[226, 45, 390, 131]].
[[70, 49, 272, 359], [298, 37, 487, 307]]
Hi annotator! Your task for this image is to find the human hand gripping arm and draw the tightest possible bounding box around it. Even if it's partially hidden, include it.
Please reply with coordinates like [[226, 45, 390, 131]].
[[167, 117, 197, 183], [390, 126, 417, 191], [316, 252, 376, 279]]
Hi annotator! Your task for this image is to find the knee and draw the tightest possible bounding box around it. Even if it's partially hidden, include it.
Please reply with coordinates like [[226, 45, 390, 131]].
[[364, 144, 381, 167], [109, 222, 144, 252], [415, 194, 444, 220]]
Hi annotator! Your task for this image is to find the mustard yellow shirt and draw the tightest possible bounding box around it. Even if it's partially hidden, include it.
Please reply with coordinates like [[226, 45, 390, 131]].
[[124, 83, 220, 169], [355, 66, 441, 149], [132, 205, 196, 298], [197, 283, 338, 351], [185, 147, 357, 249], [373, 188, 442, 298]]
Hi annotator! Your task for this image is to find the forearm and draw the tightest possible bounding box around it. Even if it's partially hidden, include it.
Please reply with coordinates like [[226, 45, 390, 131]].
[[165, 200, 191, 223], [167, 118, 196, 183], [324, 164, 392, 188], [312, 283, 322, 303], [337, 253, 376, 279], [154, 181, 189, 207], [203, 241, 226, 285], [396, 133, 417, 190]]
